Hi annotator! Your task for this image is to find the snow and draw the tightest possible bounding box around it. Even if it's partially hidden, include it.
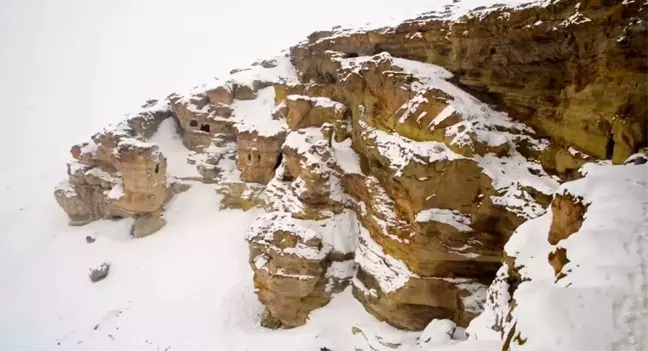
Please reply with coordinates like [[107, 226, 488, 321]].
[[247, 208, 360, 261], [310, 0, 533, 41], [415, 208, 472, 232], [477, 153, 559, 220], [85, 167, 120, 184], [428, 105, 456, 127], [332, 138, 363, 175], [468, 161, 648, 350], [361, 176, 414, 243], [326, 260, 357, 279], [561, 11, 592, 26], [355, 224, 418, 294], [282, 127, 348, 204], [284, 127, 328, 165], [5, 0, 457, 344], [116, 137, 156, 151], [106, 182, 125, 200], [231, 87, 287, 137], [390, 57, 534, 149], [417, 319, 458, 347], [228, 53, 298, 88], [149, 118, 201, 179], [360, 120, 465, 177], [567, 145, 589, 158], [80, 141, 99, 156], [0, 178, 423, 350], [286, 94, 346, 112]]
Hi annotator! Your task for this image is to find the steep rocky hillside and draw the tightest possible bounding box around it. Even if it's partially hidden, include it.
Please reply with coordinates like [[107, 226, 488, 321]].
[[52, 0, 647, 349]]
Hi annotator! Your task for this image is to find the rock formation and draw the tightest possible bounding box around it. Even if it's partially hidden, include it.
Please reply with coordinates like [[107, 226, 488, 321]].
[[54, 100, 178, 237], [292, 0, 648, 166], [53, 0, 647, 341]]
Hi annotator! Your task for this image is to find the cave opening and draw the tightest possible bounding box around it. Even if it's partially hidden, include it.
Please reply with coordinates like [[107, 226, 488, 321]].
[[275, 153, 283, 170], [606, 135, 615, 159], [346, 52, 359, 58], [189, 119, 198, 127], [200, 124, 211, 133], [154, 164, 159, 173]]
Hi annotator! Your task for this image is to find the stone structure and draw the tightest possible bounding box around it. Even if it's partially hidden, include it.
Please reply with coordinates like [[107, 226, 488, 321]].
[[54, 100, 177, 237]]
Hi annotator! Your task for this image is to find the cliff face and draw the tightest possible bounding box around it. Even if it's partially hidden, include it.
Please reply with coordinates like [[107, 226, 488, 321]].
[[293, 0, 648, 166], [53, 0, 647, 343]]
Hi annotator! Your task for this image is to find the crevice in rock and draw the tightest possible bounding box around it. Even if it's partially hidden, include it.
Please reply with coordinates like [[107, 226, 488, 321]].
[[606, 135, 615, 159]]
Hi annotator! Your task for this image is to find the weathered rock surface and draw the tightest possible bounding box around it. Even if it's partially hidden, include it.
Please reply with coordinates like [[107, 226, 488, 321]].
[[55, 53, 299, 236], [55, 100, 174, 236], [291, 0, 648, 165], [53, 0, 647, 339]]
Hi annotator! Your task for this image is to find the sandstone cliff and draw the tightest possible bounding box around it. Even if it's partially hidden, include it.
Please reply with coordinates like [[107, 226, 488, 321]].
[[53, 0, 647, 345]]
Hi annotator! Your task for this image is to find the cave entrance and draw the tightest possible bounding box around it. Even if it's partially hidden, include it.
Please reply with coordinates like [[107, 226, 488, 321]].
[[200, 124, 211, 133], [606, 135, 615, 159], [274, 153, 283, 170], [189, 119, 198, 127]]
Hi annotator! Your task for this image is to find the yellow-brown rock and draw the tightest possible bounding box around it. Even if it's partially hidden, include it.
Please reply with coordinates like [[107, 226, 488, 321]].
[[236, 131, 285, 184], [172, 94, 235, 151], [547, 192, 588, 245], [240, 47, 559, 331], [246, 211, 355, 328], [291, 0, 648, 164], [206, 85, 234, 105], [280, 95, 348, 131], [55, 100, 175, 237]]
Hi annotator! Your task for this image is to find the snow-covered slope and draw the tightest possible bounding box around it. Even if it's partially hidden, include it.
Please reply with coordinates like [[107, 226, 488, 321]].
[[468, 159, 648, 351]]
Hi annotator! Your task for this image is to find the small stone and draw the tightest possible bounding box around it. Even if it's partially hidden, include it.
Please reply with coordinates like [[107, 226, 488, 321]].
[[89, 263, 110, 283], [634, 156, 647, 165], [85, 236, 96, 244], [260, 59, 278, 68]]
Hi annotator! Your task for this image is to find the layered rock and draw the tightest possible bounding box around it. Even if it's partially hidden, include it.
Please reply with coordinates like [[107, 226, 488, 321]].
[[54, 53, 299, 236], [246, 211, 356, 328], [245, 123, 358, 328], [52, 0, 647, 339], [237, 48, 561, 330], [54, 100, 178, 237], [291, 0, 648, 165]]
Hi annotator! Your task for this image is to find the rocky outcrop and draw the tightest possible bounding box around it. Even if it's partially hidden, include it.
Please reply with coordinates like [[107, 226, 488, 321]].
[[54, 53, 299, 236], [291, 0, 648, 165], [236, 131, 285, 184], [54, 100, 176, 237], [234, 47, 561, 330], [246, 211, 355, 328], [171, 92, 235, 152]]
